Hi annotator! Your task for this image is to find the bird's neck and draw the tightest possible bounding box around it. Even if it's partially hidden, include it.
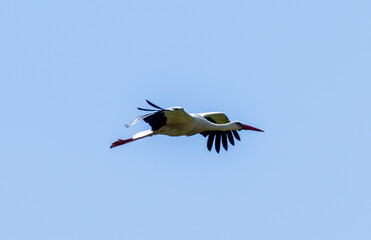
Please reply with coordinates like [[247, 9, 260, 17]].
[[201, 119, 239, 131]]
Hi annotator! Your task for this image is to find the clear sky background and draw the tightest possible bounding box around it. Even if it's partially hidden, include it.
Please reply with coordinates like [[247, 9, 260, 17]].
[[1, 1, 371, 239]]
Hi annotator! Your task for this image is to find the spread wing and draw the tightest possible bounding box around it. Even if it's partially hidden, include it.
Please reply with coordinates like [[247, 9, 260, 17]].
[[198, 112, 241, 153], [125, 100, 193, 131], [198, 112, 231, 124]]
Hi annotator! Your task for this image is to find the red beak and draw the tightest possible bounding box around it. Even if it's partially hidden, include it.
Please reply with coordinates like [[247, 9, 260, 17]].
[[242, 124, 264, 132]]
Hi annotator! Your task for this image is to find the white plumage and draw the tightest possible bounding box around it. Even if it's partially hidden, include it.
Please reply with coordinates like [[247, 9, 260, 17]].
[[111, 100, 263, 153]]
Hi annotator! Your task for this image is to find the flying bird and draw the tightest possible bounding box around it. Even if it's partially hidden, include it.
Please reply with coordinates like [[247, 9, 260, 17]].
[[110, 100, 263, 153]]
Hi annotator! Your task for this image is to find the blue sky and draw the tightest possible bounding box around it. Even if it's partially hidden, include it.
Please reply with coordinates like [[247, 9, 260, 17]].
[[1, 1, 371, 239]]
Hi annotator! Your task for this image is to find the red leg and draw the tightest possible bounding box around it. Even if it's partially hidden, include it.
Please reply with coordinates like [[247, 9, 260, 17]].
[[110, 138, 135, 148]]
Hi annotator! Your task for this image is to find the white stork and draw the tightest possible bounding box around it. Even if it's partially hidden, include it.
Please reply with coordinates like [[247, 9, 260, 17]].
[[111, 100, 263, 153]]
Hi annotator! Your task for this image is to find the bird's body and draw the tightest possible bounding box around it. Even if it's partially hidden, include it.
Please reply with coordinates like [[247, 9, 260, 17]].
[[111, 100, 263, 152]]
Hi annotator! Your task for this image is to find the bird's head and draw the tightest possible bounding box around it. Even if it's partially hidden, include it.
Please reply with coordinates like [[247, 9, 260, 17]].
[[233, 121, 264, 132]]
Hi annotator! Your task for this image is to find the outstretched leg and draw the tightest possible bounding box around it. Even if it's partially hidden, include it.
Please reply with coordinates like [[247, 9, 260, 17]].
[[110, 130, 154, 149], [110, 138, 135, 148]]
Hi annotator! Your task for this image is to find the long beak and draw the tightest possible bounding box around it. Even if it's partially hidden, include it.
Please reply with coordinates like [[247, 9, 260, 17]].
[[242, 124, 264, 132]]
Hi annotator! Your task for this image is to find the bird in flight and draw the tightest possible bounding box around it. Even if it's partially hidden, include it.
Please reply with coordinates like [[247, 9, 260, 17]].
[[111, 100, 263, 153]]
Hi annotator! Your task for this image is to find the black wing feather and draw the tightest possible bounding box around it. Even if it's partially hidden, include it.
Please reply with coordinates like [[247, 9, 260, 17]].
[[142, 111, 167, 131], [232, 130, 241, 141], [200, 117, 244, 152], [215, 133, 221, 153], [207, 132, 215, 151], [126, 100, 167, 130], [201, 132, 209, 137], [200, 130, 240, 152], [137, 107, 157, 111], [221, 132, 228, 151], [146, 100, 164, 110], [227, 131, 235, 145]]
